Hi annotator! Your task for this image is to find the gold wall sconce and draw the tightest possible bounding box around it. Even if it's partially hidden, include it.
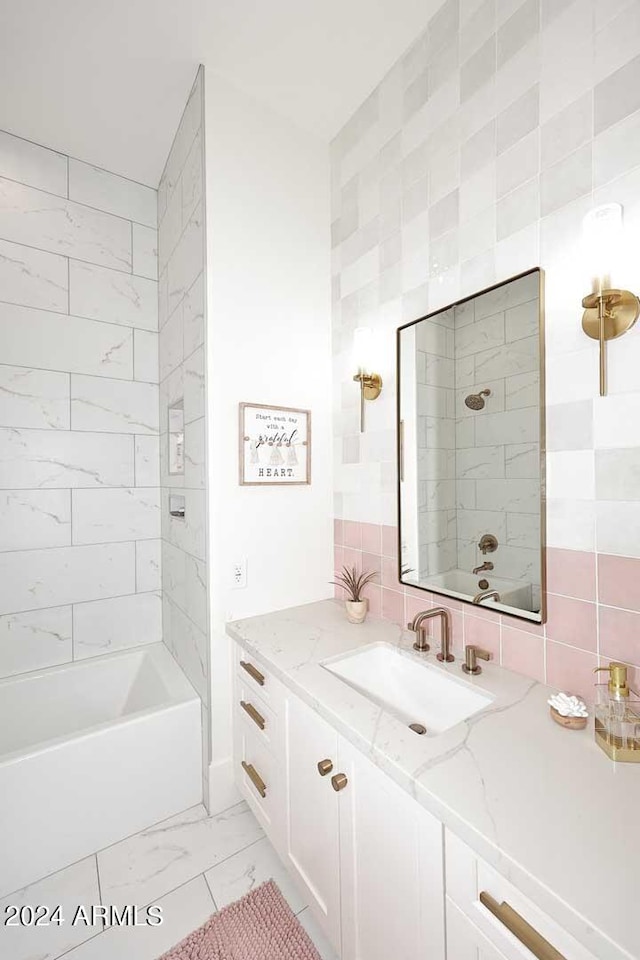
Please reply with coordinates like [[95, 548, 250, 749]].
[[352, 326, 383, 432], [581, 203, 640, 396]]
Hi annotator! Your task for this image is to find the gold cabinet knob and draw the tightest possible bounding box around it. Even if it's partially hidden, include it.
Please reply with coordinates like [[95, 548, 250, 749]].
[[317, 758, 333, 777], [331, 772, 348, 792]]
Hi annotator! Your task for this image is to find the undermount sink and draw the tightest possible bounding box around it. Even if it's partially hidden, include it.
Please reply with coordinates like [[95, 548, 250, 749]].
[[322, 643, 494, 735]]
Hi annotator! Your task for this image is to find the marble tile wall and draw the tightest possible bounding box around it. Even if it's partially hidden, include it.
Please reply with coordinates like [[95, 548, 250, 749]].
[[452, 272, 541, 606], [0, 130, 161, 680], [157, 68, 210, 800], [331, 0, 640, 691], [415, 306, 457, 576]]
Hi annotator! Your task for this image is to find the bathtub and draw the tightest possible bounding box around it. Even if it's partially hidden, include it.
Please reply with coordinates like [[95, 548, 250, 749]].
[[0, 642, 201, 898], [418, 569, 536, 614]]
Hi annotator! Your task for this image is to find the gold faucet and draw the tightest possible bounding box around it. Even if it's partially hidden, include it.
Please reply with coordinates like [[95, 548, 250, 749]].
[[473, 589, 501, 605], [472, 561, 494, 575], [408, 608, 453, 662]]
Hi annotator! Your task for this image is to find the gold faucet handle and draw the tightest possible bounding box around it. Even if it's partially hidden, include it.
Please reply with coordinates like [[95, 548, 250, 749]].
[[474, 647, 492, 662], [462, 645, 493, 675]]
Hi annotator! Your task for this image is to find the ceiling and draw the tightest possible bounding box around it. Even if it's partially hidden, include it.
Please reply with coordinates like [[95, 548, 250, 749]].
[[0, 0, 439, 187]]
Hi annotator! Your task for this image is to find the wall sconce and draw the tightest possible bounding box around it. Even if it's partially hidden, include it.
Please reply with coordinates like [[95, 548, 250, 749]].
[[352, 326, 382, 432], [581, 203, 639, 396]]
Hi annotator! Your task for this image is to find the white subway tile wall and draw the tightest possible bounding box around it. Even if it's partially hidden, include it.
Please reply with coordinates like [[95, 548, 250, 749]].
[[157, 68, 210, 798], [331, 0, 640, 691], [0, 127, 160, 680]]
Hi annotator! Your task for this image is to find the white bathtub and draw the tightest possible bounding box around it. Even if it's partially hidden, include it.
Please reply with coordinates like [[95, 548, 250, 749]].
[[0, 643, 202, 898], [416, 569, 536, 614]]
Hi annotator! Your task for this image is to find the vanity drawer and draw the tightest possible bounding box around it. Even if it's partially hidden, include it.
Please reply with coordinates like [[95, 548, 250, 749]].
[[445, 831, 598, 960], [235, 680, 278, 751], [235, 646, 274, 700], [236, 719, 281, 838]]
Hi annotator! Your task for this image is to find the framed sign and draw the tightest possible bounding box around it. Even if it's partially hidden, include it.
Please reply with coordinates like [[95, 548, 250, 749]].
[[239, 403, 311, 486]]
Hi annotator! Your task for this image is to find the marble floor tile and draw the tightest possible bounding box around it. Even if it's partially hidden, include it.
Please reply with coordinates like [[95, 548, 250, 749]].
[[59, 875, 215, 960], [97, 803, 264, 912], [8, 806, 335, 960], [204, 836, 307, 915], [298, 906, 340, 960], [0, 856, 100, 960]]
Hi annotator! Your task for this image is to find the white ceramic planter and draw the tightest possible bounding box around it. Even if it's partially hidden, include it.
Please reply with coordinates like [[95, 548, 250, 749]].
[[345, 599, 368, 624]]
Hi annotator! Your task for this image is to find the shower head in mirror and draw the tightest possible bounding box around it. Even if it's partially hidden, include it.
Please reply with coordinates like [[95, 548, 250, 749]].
[[464, 388, 491, 410]]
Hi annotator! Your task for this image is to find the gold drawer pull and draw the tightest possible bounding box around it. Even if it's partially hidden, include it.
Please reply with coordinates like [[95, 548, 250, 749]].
[[240, 660, 265, 686], [240, 700, 266, 730], [241, 761, 267, 798], [479, 892, 566, 960]]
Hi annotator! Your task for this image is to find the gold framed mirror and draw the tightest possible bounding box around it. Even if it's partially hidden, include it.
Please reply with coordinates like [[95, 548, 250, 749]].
[[397, 268, 546, 624]]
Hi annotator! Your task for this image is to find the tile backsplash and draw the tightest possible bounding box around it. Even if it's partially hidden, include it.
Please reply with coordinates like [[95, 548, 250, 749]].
[[331, 0, 640, 697], [0, 130, 161, 679], [335, 520, 640, 703]]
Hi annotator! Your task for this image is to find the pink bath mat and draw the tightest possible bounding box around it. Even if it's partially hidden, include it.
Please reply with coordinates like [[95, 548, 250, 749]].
[[158, 879, 322, 960]]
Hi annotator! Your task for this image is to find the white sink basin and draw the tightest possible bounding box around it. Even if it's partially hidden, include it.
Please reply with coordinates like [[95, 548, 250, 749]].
[[323, 643, 493, 735]]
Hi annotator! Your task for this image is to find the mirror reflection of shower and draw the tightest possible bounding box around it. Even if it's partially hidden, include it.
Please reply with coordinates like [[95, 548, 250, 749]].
[[464, 388, 491, 410], [397, 268, 544, 623]]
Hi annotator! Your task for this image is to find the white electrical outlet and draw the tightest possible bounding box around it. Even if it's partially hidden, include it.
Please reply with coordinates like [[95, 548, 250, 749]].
[[232, 558, 247, 589]]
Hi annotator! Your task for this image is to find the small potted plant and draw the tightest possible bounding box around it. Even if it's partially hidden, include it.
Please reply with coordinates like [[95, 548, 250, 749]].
[[331, 565, 377, 624]]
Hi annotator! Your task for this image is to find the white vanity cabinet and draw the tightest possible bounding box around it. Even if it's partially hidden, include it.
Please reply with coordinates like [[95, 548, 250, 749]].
[[230, 609, 637, 960], [232, 644, 446, 960], [282, 692, 446, 960], [282, 692, 342, 948], [338, 736, 445, 960], [232, 641, 604, 960], [285, 696, 444, 960]]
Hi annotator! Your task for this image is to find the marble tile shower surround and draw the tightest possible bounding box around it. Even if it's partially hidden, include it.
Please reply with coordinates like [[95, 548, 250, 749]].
[[157, 67, 210, 798], [415, 306, 457, 576], [331, 0, 640, 688], [0, 129, 161, 680], [452, 273, 541, 603]]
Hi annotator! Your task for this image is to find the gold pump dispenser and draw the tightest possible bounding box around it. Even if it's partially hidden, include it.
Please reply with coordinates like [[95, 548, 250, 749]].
[[594, 662, 640, 762]]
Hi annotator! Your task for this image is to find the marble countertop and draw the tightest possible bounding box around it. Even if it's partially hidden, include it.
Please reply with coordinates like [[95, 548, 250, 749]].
[[228, 599, 638, 960]]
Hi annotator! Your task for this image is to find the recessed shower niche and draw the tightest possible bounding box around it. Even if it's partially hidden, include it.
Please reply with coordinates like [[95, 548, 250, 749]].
[[397, 269, 545, 623]]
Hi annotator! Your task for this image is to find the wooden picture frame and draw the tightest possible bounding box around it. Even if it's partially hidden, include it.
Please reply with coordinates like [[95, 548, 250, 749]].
[[239, 403, 311, 486]]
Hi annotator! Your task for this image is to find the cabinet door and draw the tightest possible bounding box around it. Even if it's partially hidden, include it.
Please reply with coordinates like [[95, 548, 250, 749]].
[[283, 694, 341, 951], [339, 737, 446, 960], [446, 898, 510, 960]]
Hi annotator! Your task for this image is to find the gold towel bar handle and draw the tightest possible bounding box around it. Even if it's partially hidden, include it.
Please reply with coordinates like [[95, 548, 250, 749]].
[[479, 891, 566, 960], [240, 660, 265, 686], [241, 761, 267, 799], [240, 700, 266, 730]]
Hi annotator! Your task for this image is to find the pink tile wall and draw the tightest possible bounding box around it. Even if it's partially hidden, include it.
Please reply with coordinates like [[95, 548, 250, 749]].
[[334, 522, 640, 703]]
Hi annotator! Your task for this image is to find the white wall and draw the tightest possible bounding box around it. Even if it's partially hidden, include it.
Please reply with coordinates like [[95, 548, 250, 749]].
[[204, 74, 332, 783], [0, 130, 161, 679]]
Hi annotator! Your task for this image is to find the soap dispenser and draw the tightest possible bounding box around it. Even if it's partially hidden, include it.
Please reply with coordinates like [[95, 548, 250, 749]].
[[594, 662, 640, 762]]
